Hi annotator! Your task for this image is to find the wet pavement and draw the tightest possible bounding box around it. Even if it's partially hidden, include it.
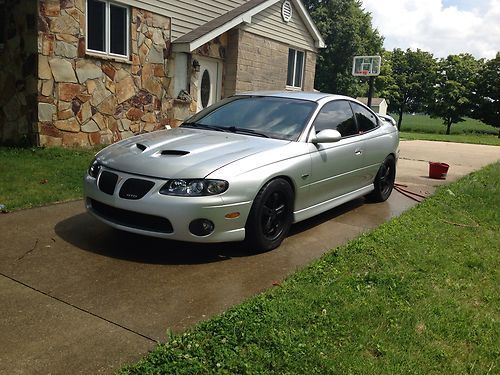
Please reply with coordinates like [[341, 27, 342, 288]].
[[1, 140, 499, 374]]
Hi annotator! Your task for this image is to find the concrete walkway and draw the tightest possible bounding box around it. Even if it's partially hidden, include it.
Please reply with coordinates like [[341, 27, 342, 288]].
[[1, 140, 498, 374]]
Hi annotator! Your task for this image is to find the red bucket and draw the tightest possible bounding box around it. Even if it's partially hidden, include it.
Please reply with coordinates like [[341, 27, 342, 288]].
[[428, 162, 449, 179]]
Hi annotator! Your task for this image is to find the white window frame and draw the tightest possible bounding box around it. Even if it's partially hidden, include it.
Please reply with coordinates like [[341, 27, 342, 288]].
[[286, 48, 305, 90], [86, 0, 130, 59]]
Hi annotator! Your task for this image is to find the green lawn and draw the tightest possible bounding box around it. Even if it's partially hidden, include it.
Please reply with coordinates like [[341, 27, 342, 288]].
[[120, 162, 500, 374], [400, 131, 500, 146], [0, 147, 96, 211], [399, 114, 498, 135], [394, 114, 500, 145]]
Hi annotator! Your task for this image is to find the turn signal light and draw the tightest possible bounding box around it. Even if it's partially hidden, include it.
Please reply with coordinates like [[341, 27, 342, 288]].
[[225, 212, 240, 219]]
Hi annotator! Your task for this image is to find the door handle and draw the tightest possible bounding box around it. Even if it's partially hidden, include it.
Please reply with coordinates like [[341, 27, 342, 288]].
[[355, 149, 363, 156]]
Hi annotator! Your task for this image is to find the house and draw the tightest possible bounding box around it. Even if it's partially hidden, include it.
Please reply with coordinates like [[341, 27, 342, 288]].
[[356, 97, 388, 115], [0, 0, 325, 147]]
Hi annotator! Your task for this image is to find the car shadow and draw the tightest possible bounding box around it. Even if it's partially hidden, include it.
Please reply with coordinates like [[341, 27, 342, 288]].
[[54, 198, 367, 265]]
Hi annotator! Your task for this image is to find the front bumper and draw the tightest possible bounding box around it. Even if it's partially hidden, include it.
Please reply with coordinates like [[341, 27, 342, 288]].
[[83, 167, 252, 243]]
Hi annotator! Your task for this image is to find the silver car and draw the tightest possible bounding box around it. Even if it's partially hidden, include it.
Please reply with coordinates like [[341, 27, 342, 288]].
[[84, 92, 399, 251]]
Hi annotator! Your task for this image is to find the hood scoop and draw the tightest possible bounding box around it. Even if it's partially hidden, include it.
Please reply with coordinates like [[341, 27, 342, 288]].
[[160, 150, 190, 156], [136, 143, 147, 152]]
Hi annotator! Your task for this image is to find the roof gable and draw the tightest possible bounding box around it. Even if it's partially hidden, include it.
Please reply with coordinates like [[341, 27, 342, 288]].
[[172, 0, 325, 53]]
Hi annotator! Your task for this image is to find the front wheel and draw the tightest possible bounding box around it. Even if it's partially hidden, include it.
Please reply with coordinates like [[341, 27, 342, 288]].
[[245, 178, 293, 252], [367, 155, 396, 202]]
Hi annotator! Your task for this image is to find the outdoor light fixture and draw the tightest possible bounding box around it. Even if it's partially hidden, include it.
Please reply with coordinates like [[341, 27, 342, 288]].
[[192, 59, 200, 72]]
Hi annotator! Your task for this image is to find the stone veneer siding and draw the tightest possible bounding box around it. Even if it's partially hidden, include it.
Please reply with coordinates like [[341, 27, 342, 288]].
[[37, 0, 177, 147], [224, 29, 317, 96], [0, 0, 38, 146], [1, 1, 318, 148]]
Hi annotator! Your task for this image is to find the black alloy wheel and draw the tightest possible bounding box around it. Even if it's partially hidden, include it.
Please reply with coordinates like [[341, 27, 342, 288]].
[[367, 155, 396, 202], [261, 191, 288, 241], [246, 178, 293, 252]]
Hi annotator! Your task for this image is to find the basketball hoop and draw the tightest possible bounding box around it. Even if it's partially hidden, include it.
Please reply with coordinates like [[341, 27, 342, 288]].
[[352, 56, 381, 77]]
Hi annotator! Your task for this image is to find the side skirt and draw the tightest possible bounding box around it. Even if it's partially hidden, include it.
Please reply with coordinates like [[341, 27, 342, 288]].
[[292, 184, 374, 223]]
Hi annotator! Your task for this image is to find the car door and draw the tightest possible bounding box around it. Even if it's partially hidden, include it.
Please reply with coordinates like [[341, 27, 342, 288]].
[[307, 100, 366, 207], [349, 101, 385, 185]]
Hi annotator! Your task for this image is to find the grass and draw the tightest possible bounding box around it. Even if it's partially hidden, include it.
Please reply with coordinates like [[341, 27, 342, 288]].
[[400, 131, 500, 146], [399, 114, 498, 136], [394, 114, 500, 145], [0, 147, 97, 211], [120, 162, 500, 374]]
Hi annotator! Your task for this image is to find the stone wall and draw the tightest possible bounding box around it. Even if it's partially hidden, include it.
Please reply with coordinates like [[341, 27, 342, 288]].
[[37, 1, 173, 147], [0, 0, 38, 146], [224, 29, 317, 95]]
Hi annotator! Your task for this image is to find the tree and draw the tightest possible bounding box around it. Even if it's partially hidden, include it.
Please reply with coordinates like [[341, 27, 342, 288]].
[[374, 50, 398, 100], [472, 52, 500, 128], [380, 49, 437, 130], [430, 54, 482, 134], [304, 0, 384, 96]]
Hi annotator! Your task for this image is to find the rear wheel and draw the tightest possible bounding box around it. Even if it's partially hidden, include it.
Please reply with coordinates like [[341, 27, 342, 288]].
[[367, 155, 396, 202], [245, 178, 293, 252]]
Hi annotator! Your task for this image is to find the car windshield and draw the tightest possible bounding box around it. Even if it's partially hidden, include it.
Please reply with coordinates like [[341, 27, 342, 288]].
[[183, 96, 317, 141]]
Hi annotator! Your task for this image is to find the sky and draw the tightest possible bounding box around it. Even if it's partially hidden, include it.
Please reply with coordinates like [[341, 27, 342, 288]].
[[360, 0, 500, 59]]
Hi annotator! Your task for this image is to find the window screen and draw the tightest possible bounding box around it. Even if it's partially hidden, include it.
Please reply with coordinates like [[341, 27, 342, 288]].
[[110, 4, 127, 55], [87, 0, 105, 52], [287, 48, 305, 88], [287, 49, 295, 86], [294, 51, 304, 87]]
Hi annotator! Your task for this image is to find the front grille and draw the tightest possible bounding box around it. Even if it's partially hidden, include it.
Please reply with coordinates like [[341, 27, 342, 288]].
[[119, 178, 155, 200], [98, 171, 118, 195], [89, 199, 173, 233]]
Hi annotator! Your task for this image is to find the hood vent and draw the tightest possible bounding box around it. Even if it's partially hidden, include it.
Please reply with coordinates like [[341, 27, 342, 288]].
[[136, 143, 147, 151], [160, 150, 189, 156]]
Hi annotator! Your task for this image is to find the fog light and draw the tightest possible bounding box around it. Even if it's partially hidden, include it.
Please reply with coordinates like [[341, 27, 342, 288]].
[[189, 219, 215, 236]]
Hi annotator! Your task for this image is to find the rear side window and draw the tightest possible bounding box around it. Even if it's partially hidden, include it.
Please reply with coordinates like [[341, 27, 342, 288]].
[[312, 100, 357, 137], [350, 102, 378, 132]]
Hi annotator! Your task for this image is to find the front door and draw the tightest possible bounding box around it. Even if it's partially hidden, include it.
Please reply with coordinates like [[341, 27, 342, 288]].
[[196, 57, 221, 112]]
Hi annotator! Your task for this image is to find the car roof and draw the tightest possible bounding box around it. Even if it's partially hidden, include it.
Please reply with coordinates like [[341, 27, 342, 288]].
[[236, 91, 353, 103]]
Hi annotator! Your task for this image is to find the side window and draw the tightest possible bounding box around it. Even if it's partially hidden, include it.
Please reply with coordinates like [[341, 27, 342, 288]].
[[312, 100, 357, 137], [350, 102, 378, 132]]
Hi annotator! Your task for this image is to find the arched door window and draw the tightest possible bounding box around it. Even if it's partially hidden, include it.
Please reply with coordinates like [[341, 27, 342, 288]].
[[200, 70, 211, 109]]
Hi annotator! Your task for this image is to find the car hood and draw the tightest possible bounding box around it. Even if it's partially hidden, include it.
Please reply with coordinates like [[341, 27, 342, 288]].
[[96, 128, 290, 179]]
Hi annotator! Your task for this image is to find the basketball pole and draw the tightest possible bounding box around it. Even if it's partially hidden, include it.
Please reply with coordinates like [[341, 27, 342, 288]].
[[367, 76, 375, 107]]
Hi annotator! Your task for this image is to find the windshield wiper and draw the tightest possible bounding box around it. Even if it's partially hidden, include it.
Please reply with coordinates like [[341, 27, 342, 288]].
[[182, 122, 228, 132], [226, 126, 270, 138]]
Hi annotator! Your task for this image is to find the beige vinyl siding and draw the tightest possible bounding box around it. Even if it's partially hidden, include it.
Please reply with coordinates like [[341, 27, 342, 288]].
[[242, 1, 316, 51], [116, 0, 246, 40]]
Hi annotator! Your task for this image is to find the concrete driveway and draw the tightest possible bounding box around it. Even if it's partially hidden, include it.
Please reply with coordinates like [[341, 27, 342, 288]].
[[1, 140, 498, 374]]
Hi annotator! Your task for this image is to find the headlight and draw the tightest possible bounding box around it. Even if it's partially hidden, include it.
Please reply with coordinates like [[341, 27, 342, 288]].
[[159, 179, 228, 196], [88, 158, 101, 178]]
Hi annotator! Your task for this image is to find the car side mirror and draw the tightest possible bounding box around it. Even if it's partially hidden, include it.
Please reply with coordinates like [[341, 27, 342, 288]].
[[311, 129, 342, 144]]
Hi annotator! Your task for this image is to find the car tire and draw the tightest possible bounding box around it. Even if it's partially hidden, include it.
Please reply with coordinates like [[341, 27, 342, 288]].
[[367, 155, 396, 202], [245, 178, 294, 252]]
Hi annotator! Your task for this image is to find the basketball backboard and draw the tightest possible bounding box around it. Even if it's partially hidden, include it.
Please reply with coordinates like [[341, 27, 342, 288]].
[[352, 56, 381, 76]]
